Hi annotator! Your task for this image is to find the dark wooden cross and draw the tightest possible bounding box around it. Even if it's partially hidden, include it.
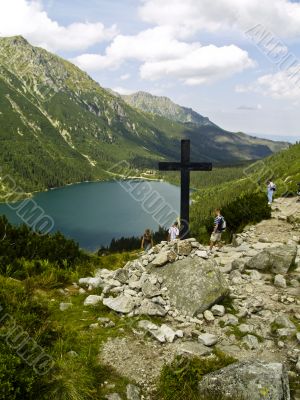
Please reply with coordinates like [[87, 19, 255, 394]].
[[159, 139, 212, 238]]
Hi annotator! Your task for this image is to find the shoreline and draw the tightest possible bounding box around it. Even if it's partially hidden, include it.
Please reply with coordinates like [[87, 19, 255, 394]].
[[0, 174, 167, 204]]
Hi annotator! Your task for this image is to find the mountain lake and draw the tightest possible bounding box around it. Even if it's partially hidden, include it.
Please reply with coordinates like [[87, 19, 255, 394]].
[[0, 180, 180, 251]]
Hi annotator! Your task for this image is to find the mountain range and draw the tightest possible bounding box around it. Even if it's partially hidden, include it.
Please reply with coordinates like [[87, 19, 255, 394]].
[[0, 36, 288, 196]]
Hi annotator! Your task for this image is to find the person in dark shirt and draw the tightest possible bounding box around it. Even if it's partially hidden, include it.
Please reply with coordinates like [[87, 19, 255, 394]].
[[141, 228, 153, 251]]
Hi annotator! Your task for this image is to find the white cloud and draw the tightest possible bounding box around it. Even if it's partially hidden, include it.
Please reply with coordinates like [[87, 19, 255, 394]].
[[72, 27, 254, 85], [237, 104, 262, 110], [0, 0, 117, 51], [236, 66, 300, 99], [139, 0, 300, 39], [140, 44, 254, 84], [112, 86, 135, 95]]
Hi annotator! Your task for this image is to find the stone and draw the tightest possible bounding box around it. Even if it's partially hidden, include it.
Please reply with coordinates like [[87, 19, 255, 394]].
[[273, 314, 296, 330], [176, 341, 213, 357], [152, 252, 169, 267], [177, 240, 192, 256], [136, 298, 167, 316], [79, 277, 103, 289], [105, 394, 122, 400], [239, 324, 254, 334], [103, 295, 135, 314], [204, 310, 215, 321], [195, 250, 209, 259], [137, 320, 179, 343], [126, 384, 141, 400], [211, 304, 225, 317], [198, 361, 290, 400], [274, 274, 287, 288], [223, 314, 239, 326], [113, 269, 129, 284], [249, 270, 261, 281], [148, 257, 228, 316], [245, 244, 297, 274], [242, 334, 259, 349], [84, 295, 102, 306], [296, 332, 300, 343], [167, 250, 177, 263], [59, 302, 72, 311], [198, 333, 218, 346], [141, 281, 161, 298]]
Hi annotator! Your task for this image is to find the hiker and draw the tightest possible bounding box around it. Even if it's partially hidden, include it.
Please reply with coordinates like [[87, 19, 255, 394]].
[[168, 221, 179, 241], [141, 228, 153, 251], [209, 209, 226, 252], [297, 183, 300, 202], [267, 180, 276, 204]]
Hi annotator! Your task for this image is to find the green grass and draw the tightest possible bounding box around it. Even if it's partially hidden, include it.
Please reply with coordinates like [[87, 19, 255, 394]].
[[156, 349, 237, 400]]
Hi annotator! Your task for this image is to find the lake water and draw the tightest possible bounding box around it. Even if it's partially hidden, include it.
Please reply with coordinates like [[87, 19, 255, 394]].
[[0, 180, 180, 251]]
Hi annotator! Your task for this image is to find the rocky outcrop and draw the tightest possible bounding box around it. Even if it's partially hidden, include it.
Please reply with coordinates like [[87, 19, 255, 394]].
[[245, 244, 297, 274], [149, 257, 228, 316], [198, 361, 290, 400]]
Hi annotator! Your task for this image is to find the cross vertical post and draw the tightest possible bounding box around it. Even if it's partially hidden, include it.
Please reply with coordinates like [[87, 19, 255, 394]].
[[158, 139, 212, 240], [180, 140, 190, 239]]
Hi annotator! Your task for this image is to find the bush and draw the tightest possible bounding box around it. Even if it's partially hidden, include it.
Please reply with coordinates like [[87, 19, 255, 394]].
[[157, 350, 237, 400], [191, 191, 271, 243]]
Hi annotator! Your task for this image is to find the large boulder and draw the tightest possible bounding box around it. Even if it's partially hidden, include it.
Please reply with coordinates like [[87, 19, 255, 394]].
[[198, 361, 290, 400], [245, 244, 297, 274], [149, 257, 228, 316]]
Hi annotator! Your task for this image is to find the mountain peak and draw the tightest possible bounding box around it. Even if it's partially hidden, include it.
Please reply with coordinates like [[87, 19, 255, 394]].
[[0, 35, 29, 46], [121, 90, 215, 127]]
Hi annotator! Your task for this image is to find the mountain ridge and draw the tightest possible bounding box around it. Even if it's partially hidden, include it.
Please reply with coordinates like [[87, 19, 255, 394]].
[[0, 35, 288, 197]]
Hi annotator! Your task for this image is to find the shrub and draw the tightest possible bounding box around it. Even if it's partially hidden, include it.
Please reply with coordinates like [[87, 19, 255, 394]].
[[157, 350, 237, 400]]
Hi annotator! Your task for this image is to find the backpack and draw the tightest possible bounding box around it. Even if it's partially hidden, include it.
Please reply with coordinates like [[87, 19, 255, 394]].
[[218, 216, 226, 232]]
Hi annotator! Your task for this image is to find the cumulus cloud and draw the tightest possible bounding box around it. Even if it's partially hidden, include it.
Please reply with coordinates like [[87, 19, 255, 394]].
[[236, 66, 300, 99], [237, 104, 262, 110], [0, 0, 117, 51], [72, 27, 254, 85], [112, 86, 135, 95], [139, 0, 300, 39]]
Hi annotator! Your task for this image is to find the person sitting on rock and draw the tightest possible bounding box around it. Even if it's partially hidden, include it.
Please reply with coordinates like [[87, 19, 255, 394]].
[[168, 221, 179, 241], [209, 209, 225, 252], [141, 228, 153, 251]]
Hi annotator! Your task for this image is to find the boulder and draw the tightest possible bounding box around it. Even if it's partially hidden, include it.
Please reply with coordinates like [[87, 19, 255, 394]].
[[103, 295, 135, 314], [177, 240, 192, 256], [114, 269, 129, 284], [242, 334, 260, 350], [152, 252, 169, 267], [137, 320, 180, 343], [149, 257, 228, 316], [84, 295, 102, 306], [198, 361, 290, 400], [245, 245, 297, 274], [79, 277, 103, 289]]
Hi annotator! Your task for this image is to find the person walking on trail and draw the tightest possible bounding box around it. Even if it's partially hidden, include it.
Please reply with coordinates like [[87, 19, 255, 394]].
[[209, 209, 226, 252], [267, 180, 276, 205], [168, 221, 179, 241], [141, 229, 153, 251]]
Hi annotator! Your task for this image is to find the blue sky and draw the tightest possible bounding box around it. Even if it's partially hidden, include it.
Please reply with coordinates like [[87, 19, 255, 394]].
[[1, 0, 300, 141]]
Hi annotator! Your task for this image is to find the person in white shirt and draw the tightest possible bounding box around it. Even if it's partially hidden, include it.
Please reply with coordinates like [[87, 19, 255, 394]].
[[267, 180, 276, 204], [168, 221, 179, 241]]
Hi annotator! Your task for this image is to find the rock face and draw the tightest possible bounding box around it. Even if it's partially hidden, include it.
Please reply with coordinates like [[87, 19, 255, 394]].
[[198, 361, 290, 400], [149, 257, 228, 316], [245, 244, 297, 274]]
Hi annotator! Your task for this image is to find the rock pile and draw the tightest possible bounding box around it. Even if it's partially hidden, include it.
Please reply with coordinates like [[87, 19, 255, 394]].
[[76, 198, 300, 400]]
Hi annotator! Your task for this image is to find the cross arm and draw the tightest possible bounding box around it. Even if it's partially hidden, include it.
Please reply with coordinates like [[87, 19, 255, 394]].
[[159, 162, 212, 171]]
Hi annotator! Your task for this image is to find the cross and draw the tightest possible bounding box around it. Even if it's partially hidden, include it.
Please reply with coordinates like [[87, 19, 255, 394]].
[[159, 139, 212, 238]]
